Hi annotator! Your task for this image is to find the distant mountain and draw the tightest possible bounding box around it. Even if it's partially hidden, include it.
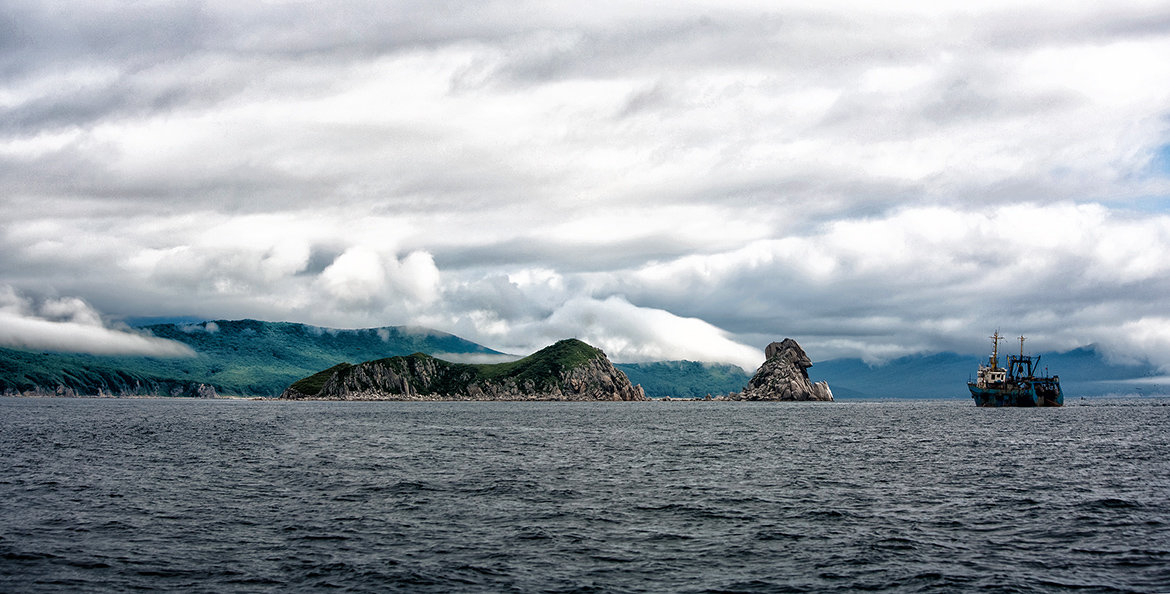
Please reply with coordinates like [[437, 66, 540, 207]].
[[0, 319, 501, 397], [5, 319, 1163, 400], [814, 346, 1166, 399], [618, 344, 1167, 400], [282, 338, 645, 401], [615, 361, 751, 399]]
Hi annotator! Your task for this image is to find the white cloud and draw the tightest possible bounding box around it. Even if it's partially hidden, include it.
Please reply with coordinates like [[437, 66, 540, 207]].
[[459, 295, 764, 371], [316, 247, 440, 311], [179, 321, 219, 334], [1099, 317, 1170, 369], [392, 251, 441, 304], [318, 247, 388, 306], [432, 352, 522, 365], [610, 202, 1170, 366], [0, 286, 194, 357], [2, 1, 1170, 371]]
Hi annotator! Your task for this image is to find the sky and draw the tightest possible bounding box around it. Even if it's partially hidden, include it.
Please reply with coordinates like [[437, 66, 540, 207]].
[[2, 1, 1170, 371]]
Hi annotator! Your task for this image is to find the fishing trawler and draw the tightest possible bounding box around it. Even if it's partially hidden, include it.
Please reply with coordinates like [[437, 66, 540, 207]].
[[968, 331, 1064, 407]]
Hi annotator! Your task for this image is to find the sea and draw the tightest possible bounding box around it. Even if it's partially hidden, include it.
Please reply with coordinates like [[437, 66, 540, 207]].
[[1, 397, 1168, 593]]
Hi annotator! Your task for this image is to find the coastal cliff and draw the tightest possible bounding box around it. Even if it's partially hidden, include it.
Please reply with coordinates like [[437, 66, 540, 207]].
[[3, 380, 219, 399], [280, 338, 646, 401], [737, 338, 834, 401]]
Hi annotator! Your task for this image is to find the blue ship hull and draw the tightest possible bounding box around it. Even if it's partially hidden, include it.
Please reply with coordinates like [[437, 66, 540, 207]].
[[968, 382, 1063, 407]]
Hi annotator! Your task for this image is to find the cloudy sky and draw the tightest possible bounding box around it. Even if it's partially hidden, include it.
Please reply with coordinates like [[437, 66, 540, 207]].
[[3, 0, 1170, 370]]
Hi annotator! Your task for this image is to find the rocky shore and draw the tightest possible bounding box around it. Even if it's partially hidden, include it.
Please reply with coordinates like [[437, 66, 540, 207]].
[[2, 382, 219, 399]]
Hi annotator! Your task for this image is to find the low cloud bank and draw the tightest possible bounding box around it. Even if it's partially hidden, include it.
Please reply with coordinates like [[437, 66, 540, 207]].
[[179, 321, 219, 334], [432, 352, 522, 365], [0, 286, 195, 357], [469, 296, 764, 372]]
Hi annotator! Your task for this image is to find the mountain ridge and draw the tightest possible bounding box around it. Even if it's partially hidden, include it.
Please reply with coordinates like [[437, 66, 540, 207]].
[[614, 360, 750, 399], [2, 319, 1164, 398], [1, 319, 501, 397], [814, 345, 1166, 398]]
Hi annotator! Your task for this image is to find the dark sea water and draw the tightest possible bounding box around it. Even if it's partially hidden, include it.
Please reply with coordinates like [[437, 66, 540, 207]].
[[1, 397, 1168, 593]]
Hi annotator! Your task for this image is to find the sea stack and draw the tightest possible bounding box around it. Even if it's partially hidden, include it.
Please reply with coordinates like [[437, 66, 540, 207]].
[[739, 338, 833, 401]]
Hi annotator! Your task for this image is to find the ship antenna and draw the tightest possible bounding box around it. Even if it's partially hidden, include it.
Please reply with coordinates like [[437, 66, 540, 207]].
[[990, 330, 1002, 369]]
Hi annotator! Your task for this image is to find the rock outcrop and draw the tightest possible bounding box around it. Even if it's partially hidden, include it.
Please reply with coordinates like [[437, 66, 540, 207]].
[[2, 381, 219, 398], [281, 338, 646, 401], [738, 338, 833, 401]]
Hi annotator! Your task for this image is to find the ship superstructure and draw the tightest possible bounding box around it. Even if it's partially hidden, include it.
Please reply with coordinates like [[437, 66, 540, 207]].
[[968, 331, 1063, 407]]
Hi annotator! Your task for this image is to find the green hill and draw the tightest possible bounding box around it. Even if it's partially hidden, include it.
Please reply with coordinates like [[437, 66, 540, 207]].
[[6, 318, 1163, 400], [0, 346, 218, 397], [289, 339, 602, 397], [285, 338, 644, 401], [615, 361, 751, 398], [0, 319, 501, 397]]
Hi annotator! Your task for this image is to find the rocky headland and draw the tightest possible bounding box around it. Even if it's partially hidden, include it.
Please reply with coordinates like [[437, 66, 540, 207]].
[[280, 338, 646, 401], [736, 338, 834, 401]]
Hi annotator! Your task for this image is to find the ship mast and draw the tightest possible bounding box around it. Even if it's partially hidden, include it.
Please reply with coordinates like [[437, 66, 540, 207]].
[[1018, 335, 1026, 359], [990, 330, 1002, 370]]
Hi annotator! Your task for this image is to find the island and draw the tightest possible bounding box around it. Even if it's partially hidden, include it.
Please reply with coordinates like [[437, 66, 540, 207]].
[[733, 338, 834, 401], [280, 338, 646, 401]]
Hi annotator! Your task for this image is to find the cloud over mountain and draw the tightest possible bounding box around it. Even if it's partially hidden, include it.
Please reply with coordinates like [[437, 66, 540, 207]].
[[1, 1, 1169, 367], [0, 286, 194, 357]]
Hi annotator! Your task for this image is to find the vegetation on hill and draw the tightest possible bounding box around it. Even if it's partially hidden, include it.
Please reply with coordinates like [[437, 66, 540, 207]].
[[287, 362, 354, 397], [615, 361, 751, 398], [6, 317, 1163, 399], [290, 338, 607, 397], [0, 319, 500, 397], [476, 338, 603, 386], [0, 347, 211, 396]]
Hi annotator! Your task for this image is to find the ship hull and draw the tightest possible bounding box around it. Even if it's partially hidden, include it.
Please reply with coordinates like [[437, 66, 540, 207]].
[[968, 383, 1063, 407]]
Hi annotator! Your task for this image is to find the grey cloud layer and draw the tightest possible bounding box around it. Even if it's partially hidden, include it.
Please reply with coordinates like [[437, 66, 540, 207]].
[[2, 1, 1170, 369]]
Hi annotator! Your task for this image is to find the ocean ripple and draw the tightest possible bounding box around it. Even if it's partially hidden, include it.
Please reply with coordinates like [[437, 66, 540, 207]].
[[1, 397, 1168, 592]]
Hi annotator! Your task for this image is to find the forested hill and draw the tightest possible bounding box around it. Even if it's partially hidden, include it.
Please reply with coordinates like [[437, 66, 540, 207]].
[[0, 319, 501, 397], [282, 338, 645, 401], [615, 361, 751, 399]]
